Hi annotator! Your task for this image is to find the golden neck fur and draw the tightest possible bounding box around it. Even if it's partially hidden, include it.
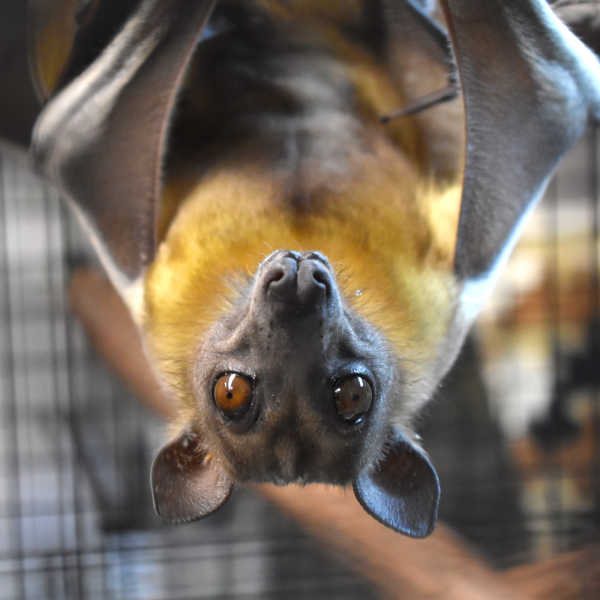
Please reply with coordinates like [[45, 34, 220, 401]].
[[136, 0, 463, 423]]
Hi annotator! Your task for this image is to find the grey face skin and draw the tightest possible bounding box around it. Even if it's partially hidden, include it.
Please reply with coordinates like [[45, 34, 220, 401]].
[[193, 250, 397, 486]]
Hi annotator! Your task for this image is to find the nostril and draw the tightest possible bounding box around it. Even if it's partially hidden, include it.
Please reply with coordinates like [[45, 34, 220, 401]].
[[297, 260, 331, 304], [311, 267, 330, 290], [265, 268, 285, 287], [263, 257, 298, 299]]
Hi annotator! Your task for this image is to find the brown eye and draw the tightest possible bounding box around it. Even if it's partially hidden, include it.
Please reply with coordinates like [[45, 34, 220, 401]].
[[334, 375, 373, 423], [214, 373, 253, 419]]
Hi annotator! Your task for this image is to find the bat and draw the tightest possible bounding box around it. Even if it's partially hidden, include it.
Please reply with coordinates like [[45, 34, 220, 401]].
[[3, 0, 600, 539]]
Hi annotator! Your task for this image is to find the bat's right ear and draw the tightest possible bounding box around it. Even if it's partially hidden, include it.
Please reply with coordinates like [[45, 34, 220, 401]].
[[353, 427, 440, 538], [151, 428, 234, 524]]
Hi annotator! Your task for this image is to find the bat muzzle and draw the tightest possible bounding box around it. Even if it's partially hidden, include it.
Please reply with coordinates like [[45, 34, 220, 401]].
[[258, 250, 335, 310]]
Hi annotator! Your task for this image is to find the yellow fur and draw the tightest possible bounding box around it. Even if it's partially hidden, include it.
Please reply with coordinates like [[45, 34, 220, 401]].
[[142, 136, 461, 415], [135, 0, 463, 424]]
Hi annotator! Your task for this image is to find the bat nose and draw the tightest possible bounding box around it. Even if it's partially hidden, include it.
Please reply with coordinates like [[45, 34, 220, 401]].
[[297, 258, 331, 304], [262, 251, 332, 307]]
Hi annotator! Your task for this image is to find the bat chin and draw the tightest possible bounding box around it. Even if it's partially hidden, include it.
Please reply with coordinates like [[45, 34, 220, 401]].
[[270, 475, 308, 487], [245, 469, 341, 488], [222, 438, 360, 489], [228, 464, 311, 487]]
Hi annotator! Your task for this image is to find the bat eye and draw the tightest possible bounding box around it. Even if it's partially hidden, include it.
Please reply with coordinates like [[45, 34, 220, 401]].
[[333, 376, 373, 423], [214, 373, 253, 420]]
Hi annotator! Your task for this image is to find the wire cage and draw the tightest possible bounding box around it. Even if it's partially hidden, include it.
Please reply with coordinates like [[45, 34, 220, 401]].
[[423, 125, 600, 568], [0, 125, 599, 598], [0, 146, 384, 599]]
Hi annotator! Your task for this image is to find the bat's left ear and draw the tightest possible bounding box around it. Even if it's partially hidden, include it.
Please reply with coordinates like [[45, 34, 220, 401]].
[[353, 427, 440, 538], [151, 428, 234, 524]]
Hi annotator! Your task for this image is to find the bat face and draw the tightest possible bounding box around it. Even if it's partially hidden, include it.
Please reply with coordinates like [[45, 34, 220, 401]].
[[16, 0, 600, 537], [143, 195, 449, 535], [190, 250, 395, 486]]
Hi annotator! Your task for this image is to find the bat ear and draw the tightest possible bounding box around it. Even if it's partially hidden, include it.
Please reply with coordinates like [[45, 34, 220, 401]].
[[440, 0, 600, 311], [353, 427, 440, 538], [31, 0, 216, 290], [151, 428, 234, 524]]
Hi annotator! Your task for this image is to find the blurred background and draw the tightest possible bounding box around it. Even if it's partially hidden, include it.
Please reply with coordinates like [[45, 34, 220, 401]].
[[1, 125, 599, 598]]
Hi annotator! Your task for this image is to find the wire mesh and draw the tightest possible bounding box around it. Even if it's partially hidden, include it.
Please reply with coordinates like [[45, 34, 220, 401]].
[[390, 127, 600, 571], [0, 145, 380, 600]]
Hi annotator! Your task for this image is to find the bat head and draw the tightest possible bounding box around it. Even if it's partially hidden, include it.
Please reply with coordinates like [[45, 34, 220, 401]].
[[151, 250, 440, 537]]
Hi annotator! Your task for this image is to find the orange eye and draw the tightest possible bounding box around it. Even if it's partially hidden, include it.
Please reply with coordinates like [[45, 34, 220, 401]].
[[214, 373, 253, 419], [334, 376, 373, 423]]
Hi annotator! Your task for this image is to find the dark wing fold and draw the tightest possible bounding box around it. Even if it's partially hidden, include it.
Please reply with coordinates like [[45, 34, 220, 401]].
[[31, 0, 217, 285], [441, 0, 600, 283]]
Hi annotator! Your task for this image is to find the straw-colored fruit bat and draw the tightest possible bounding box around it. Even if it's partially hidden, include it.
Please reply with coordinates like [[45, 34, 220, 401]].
[[3, 0, 600, 538]]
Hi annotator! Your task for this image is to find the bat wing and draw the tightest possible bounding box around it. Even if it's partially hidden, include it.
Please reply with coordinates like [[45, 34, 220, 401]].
[[551, 0, 600, 57], [381, 0, 450, 64], [379, 0, 464, 180], [442, 0, 600, 314], [31, 0, 217, 289]]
